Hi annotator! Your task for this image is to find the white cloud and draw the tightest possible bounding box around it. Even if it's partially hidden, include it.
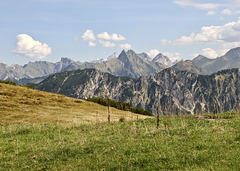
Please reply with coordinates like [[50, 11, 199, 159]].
[[207, 11, 216, 15], [222, 8, 240, 15], [193, 42, 240, 59], [163, 19, 240, 45], [81, 29, 130, 48], [119, 43, 132, 49], [82, 29, 96, 41], [99, 40, 116, 48], [174, 0, 240, 15], [147, 49, 160, 58], [88, 41, 96, 47], [200, 48, 218, 58], [162, 52, 181, 62], [173, 0, 223, 10], [13, 34, 52, 59], [222, 8, 233, 15], [97, 32, 126, 41], [222, 42, 240, 49]]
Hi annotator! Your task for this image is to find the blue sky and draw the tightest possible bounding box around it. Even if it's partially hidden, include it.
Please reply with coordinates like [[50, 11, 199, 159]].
[[1, 0, 240, 65]]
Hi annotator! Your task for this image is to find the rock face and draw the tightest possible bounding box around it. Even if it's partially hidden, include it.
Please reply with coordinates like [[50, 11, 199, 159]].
[[193, 47, 240, 74], [35, 68, 240, 115], [138, 52, 152, 61], [107, 52, 119, 60], [152, 53, 173, 67]]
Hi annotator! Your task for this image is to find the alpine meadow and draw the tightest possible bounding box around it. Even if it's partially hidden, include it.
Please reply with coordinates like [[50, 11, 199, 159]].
[[2, 0, 240, 170]]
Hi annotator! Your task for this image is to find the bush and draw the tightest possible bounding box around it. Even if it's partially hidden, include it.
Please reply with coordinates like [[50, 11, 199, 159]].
[[119, 117, 125, 122], [20, 85, 34, 89]]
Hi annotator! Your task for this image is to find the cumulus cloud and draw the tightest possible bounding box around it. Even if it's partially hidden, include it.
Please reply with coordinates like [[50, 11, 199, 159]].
[[200, 48, 219, 58], [82, 29, 96, 41], [147, 49, 160, 58], [162, 19, 240, 45], [13, 34, 52, 59], [88, 41, 96, 47], [119, 43, 132, 49], [97, 32, 126, 41], [99, 40, 116, 48], [81, 29, 130, 48]]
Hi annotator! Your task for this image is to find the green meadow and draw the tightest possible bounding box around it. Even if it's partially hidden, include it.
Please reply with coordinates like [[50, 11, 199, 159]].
[[0, 83, 240, 170]]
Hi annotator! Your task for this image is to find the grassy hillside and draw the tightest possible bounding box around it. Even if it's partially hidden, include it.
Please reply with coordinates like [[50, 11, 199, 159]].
[[0, 83, 240, 170], [0, 83, 148, 126]]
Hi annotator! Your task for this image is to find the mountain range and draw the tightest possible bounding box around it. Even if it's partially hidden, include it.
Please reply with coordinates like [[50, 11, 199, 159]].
[[1, 47, 240, 85], [193, 47, 240, 74], [2, 47, 240, 115], [34, 67, 240, 115], [0, 50, 170, 84]]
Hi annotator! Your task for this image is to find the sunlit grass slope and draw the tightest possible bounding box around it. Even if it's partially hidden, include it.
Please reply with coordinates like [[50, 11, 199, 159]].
[[0, 83, 149, 126], [0, 83, 239, 170]]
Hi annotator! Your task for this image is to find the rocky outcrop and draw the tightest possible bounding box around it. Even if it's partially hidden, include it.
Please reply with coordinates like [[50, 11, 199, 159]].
[[35, 68, 240, 115]]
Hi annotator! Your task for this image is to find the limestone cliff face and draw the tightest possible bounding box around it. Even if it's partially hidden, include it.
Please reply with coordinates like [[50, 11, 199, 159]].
[[35, 68, 240, 115]]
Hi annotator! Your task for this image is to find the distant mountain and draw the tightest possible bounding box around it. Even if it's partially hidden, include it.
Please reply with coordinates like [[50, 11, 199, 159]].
[[2, 47, 240, 85], [0, 57, 85, 84], [171, 60, 207, 75], [91, 52, 119, 63], [35, 67, 240, 115], [152, 53, 173, 67], [138, 52, 152, 61], [91, 58, 105, 63], [94, 50, 167, 78], [0, 50, 166, 84], [192, 55, 213, 66], [107, 52, 119, 60], [193, 47, 240, 74]]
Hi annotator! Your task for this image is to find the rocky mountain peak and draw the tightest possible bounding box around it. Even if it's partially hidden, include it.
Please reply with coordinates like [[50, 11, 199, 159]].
[[118, 50, 129, 62], [107, 52, 119, 60], [127, 49, 137, 56], [60, 57, 73, 65], [172, 60, 206, 75], [152, 53, 173, 67], [138, 52, 151, 61], [224, 47, 240, 60], [193, 54, 208, 60]]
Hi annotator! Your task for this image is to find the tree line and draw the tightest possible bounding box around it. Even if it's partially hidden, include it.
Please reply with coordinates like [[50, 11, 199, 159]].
[[0, 80, 17, 85], [87, 97, 153, 116]]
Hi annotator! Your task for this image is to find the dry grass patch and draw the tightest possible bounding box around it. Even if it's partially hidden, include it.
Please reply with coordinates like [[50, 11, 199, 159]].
[[0, 83, 150, 126]]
